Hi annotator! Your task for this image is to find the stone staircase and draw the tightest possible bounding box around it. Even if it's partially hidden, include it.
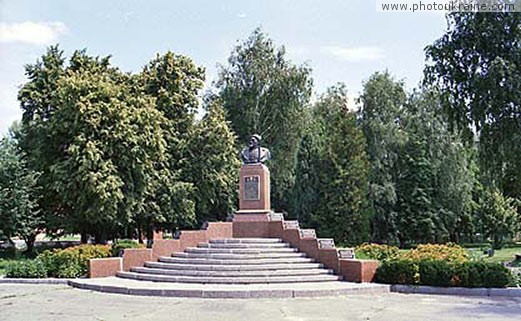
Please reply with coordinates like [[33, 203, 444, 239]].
[[117, 238, 342, 284]]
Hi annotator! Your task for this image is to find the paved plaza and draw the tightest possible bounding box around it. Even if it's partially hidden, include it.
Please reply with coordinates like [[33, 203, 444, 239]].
[[1, 284, 520, 321]]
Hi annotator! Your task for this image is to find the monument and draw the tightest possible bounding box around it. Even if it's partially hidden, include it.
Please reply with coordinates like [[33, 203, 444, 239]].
[[234, 134, 272, 222]]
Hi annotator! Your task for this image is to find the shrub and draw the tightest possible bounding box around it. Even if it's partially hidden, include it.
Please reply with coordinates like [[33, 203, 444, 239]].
[[454, 262, 511, 288], [355, 243, 400, 261], [375, 260, 418, 284], [510, 268, 521, 287], [375, 260, 511, 288], [38, 244, 111, 278], [418, 260, 453, 286], [400, 243, 469, 263], [5, 260, 47, 278], [111, 239, 145, 257]]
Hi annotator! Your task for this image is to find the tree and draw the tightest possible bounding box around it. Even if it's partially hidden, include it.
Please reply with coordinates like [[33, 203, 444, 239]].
[[17, 45, 67, 238], [478, 188, 519, 249], [294, 84, 371, 245], [394, 91, 475, 246], [292, 110, 324, 225], [189, 97, 241, 224], [216, 28, 313, 212], [0, 125, 43, 253], [18, 48, 174, 242], [359, 72, 406, 243], [425, 11, 521, 202], [139, 52, 206, 232]]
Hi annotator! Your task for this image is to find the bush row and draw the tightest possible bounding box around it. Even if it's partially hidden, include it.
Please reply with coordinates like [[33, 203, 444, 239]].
[[6, 244, 111, 278], [111, 239, 146, 257], [375, 260, 511, 288], [355, 243, 469, 263]]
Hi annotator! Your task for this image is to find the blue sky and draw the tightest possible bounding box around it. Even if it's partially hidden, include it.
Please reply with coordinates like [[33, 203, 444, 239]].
[[0, 0, 448, 134]]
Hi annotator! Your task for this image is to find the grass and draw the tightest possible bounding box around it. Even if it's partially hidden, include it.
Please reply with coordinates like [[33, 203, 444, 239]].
[[44, 234, 80, 241], [482, 247, 521, 264]]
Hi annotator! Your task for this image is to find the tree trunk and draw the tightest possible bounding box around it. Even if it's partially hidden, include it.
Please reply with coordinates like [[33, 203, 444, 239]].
[[80, 232, 89, 244], [23, 233, 37, 254], [94, 230, 108, 244]]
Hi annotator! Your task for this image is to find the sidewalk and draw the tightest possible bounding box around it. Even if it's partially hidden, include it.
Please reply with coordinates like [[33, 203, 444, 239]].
[[1, 283, 520, 321]]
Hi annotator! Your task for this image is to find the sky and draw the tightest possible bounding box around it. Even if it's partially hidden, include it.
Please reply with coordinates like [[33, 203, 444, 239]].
[[0, 0, 448, 134]]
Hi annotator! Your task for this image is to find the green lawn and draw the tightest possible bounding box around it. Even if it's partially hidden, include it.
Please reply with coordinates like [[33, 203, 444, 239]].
[[482, 247, 521, 264]]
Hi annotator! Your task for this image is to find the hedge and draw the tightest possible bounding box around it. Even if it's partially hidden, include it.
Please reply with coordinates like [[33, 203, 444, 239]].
[[375, 260, 512, 288], [111, 239, 146, 257], [355, 243, 400, 261], [5, 259, 47, 278], [5, 244, 111, 278]]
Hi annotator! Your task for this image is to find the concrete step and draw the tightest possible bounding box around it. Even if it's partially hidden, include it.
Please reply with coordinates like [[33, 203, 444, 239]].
[[69, 277, 391, 298], [198, 242, 290, 249], [158, 256, 315, 265], [144, 261, 325, 271], [117, 271, 342, 284], [209, 238, 283, 244], [172, 252, 307, 260], [130, 266, 334, 277], [185, 247, 299, 254]]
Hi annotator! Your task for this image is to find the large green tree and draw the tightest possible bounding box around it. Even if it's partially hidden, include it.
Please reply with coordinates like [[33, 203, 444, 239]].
[[189, 97, 241, 224], [425, 11, 521, 202], [294, 84, 370, 245], [20, 49, 170, 242], [0, 125, 43, 253], [359, 72, 406, 243], [216, 28, 313, 212], [138, 52, 207, 231], [17, 47, 208, 242], [394, 91, 474, 246]]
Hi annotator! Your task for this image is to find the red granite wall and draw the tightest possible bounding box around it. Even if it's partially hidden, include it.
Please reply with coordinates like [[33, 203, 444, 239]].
[[233, 221, 271, 238], [298, 238, 320, 260], [339, 259, 379, 282], [122, 248, 153, 272], [206, 222, 233, 239], [151, 239, 181, 261], [89, 258, 122, 278], [281, 228, 300, 248]]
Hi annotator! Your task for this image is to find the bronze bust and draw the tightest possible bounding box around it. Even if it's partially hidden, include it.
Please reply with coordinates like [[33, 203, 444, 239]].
[[240, 134, 271, 164]]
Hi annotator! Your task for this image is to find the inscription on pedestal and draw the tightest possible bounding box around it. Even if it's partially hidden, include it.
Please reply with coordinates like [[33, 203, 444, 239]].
[[318, 238, 335, 249], [338, 248, 356, 259], [244, 176, 260, 200], [299, 229, 316, 239]]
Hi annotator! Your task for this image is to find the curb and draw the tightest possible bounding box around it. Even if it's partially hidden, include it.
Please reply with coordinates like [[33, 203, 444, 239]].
[[0, 277, 73, 285], [391, 284, 521, 297]]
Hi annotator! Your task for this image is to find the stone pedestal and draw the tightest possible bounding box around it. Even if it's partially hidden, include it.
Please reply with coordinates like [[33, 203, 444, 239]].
[[234, 164, 271, 222]]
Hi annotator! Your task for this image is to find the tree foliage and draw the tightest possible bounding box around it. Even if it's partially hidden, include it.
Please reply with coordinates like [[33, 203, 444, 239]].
[[0, 125, 43, 252], [477, 188, 519, 249], [359, 72, 406, 243], [17, 47, 210, 242], [360, 72, 476, 246], [425, 12, 521, 201], [294, 84, 370, 244], [189, 97, 241, 224], [216, 28, 313, 212], [394, 91, 474, 246]]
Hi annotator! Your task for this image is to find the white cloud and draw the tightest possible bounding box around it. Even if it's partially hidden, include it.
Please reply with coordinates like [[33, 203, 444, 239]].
[[237, 13, 247, 19], [0, 21, 68, 45], [321, 46, 385, 62], [0, 84, 22, 134]]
